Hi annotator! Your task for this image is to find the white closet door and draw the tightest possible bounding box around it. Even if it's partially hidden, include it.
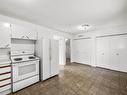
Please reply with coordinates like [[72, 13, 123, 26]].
[[42, 39, 50, 80], [97, 35, 127, 72], [108, 36, 120, 71], [119, 35, 127, 72], [50, 40, 59, 77], [72, 38, 92, 65], [96, 37, 110, 68]]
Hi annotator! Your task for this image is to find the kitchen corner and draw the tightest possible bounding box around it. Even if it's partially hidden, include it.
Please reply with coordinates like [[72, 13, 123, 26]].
[[0, 21, 60, 95], [0, 22, 40, 95]]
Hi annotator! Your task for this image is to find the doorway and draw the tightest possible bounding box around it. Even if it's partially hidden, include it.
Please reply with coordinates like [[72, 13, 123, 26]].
[[66, 39, 71, 63]]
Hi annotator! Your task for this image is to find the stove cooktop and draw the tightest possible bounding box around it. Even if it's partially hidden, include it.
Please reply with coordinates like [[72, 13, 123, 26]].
[[11, 55, 39, 63]]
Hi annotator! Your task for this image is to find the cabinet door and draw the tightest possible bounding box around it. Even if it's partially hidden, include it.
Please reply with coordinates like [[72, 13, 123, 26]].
[[96, 37, 110, 69], [109, 36, 120, 71], [0, 22, 11, 48], [11, 24, 37, 40], [72, 38, 92, 65], [42, 39, 50, 80], [50, 39, 59, 77], [97, 35, 127, 72], [111, 35, 127, 72]]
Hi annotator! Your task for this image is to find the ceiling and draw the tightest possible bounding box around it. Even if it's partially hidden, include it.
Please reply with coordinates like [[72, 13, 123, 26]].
[[0, 0, 127, 34]]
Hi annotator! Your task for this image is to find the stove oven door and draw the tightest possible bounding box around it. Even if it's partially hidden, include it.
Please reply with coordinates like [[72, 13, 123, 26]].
[[12, 60, 39, 82]]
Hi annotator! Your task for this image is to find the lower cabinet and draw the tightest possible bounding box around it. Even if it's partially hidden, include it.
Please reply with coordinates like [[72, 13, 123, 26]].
[[0, 63, 11, 95]]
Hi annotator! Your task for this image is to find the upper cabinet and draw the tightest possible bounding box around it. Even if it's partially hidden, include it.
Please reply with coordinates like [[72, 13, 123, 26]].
[[0, 22, 11, 48], [11, 24, 37, 40]]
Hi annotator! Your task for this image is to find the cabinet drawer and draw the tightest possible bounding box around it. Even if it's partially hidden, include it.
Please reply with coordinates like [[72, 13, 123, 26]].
[[0, 79, 11, 87], [0, 84, 11, 92], [0, 63, 10, 67], [0, 73, 11, 80], [0, 66, 11, 74]]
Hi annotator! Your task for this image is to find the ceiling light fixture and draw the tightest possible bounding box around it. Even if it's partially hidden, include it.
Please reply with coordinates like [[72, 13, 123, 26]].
[[78, 24, 92, 32]]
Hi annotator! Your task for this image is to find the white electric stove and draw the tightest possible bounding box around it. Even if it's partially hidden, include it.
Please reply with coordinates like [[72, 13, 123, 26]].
[[11, 55, 39, 92]]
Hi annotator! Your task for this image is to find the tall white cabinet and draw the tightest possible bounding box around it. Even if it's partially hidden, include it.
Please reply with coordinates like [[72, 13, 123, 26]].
[[36, 38, 59, 80], [96, 34, 127, 72], [50, 40, 59, 77], [71, 38, 92, 65]]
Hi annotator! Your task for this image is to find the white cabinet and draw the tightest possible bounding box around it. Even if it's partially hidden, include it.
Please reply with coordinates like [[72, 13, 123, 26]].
[[96, 37, 110, 69], [109, 36, 120, 71], [42, 39, 51, 80], [0, 22, 11, 48], [11, 24, 37, 40], [72, 38, 92, 65], [96, 35, 127, 72], [36, 38, 59, 80], [0, 62, 11, 95], [50, 40, 59, 77]]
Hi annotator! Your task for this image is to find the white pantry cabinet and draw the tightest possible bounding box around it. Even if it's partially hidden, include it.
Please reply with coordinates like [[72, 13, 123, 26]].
[[11, 24, 37, 40], [0, 22, 11, 48], [71, 38, 92, 65], [50, 39, 59, 77], [41, 39, 50, 80], [36, 38, 59, 80]]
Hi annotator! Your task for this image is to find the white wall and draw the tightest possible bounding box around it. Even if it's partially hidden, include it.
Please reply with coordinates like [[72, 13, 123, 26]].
[[0, 14, 73, 39], [0, 14, 73, 59], [36, 25, 73, 40], [59, 38, 66, 65], [71, 22, 127, 66]]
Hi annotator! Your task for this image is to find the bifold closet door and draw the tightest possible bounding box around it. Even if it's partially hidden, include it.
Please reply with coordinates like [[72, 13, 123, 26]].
[[119, 35, 127, 72], [96, 37, 110, 69], [72, 38, 92, 65], [97, 35, 127, 72], [109, 35, 127, 72], [42, 39, 50, 80], [50, 40, 59, 76], [108, 36, 120, 71]]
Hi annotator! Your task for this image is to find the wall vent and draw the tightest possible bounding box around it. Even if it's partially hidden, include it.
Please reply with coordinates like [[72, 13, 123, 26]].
[[78, 35, 84, 37]]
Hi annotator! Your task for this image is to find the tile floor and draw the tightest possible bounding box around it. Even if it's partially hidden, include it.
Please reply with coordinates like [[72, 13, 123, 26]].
[[9, 63, 127, 95]]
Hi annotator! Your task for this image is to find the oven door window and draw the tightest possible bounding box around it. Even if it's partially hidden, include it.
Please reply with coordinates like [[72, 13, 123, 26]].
[[19, 64, 36, 76], [13, 61, 39, 82]]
